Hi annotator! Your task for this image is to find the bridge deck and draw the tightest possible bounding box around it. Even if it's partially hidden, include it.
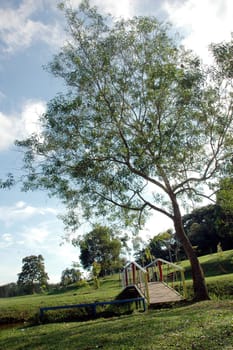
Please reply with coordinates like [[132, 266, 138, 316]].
[[148, 282, 183, 305]]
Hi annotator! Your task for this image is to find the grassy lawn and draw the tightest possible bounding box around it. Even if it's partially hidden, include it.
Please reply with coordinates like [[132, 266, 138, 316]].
[[1, 300, 233, 349], [1, 250, 233, 349], [177, 250, 233, 299], [0, 275, 122, 324], [179, 249, 233, 279]]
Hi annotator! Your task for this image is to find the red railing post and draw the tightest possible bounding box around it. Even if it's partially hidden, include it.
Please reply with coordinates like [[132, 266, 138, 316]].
[[125, 268, 128, 286]]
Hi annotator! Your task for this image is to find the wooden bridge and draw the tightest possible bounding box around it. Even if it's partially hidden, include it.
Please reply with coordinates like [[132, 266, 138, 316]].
[[121, 259, 187, 306], [148, 281, 183, 304]]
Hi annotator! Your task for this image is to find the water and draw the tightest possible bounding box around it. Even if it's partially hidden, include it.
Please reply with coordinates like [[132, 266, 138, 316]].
[[0, 322, 28, 330]]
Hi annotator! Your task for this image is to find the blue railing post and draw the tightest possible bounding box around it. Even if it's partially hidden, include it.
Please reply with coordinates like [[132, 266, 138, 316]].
[[40, 308, 44, 321], [39, 297, 146, 323]]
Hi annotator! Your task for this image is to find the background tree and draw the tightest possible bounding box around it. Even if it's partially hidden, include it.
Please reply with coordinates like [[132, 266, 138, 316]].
[[16, 2, 233, 300], [182, 206, 219, 256], [17, 255, 49, 294], [76, 225, 123, 276], [183, 204, 233, 255], [135, 230, 177, 265], [0, 283, 22, 298], [60, 267, 82, 286], [217, 178, 233, 213]]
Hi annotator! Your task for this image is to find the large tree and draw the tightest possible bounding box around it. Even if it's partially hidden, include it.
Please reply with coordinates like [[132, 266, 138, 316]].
[[16, 1, 233, 300], [17, 255, 49, 294], [76, 225, 123, 276]]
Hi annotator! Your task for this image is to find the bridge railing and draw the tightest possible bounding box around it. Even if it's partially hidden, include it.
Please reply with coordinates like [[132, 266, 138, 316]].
[[145, 258, 187, 299], [121, 261, 149, 302], [40, 297, 146, 323]]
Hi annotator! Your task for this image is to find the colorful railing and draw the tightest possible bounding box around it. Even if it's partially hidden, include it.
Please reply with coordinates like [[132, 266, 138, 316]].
[[122, 259, 187, 304], [122, 261, 149, 302], [145, 258, 187, 299]]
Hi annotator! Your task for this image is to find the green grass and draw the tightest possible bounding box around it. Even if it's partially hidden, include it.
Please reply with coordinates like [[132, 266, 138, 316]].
[[181, 273, 233, 300], [1, 300, 233, 349], [0, 274, 122, 324], [1, 250, 233, 349], [1, 250, 233, 324], [179, 249, 233, 279], [176, 249, 233, 299]]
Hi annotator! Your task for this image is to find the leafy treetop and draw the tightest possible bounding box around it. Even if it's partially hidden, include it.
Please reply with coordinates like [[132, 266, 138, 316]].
[[17, 255, 49, 294]]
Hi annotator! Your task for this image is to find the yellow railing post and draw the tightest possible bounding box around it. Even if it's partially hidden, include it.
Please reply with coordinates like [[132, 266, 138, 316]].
[[144, 271, 150, 305], [181, 270, 187, 299]]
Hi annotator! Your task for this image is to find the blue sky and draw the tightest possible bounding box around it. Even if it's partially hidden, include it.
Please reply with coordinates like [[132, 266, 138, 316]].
[[0, 0, 232, 286]]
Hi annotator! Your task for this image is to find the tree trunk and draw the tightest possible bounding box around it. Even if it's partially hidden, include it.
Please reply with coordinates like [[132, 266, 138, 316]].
[[172, 198, 210, 301]]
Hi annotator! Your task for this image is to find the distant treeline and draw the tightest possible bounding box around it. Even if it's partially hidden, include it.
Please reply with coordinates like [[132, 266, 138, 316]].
[[0, 283, 59, 298]]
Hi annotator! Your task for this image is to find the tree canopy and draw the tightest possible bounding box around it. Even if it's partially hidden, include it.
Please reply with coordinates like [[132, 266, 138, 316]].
[[216, 178, 233, 213], [16, 1, 233, 300], [17, 255, 49, 294], [135, 230, 176, 265], [76, 225, 123, 276], [60, 267, 82, 286], [183, 204, 233, 255]]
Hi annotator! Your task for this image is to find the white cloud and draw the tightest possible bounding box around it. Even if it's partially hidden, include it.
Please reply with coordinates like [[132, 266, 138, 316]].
[[0, 201, 58, 226], [0, 0, 134, 55], [0, 233, 13, 248], [20, 100, 45, 136], [15, 201, 27, 209], [0, 207, 76, 285], [0, 100, 46, 151], [93, 0, 133, 18], [139, 212, 173, 242], [0, 0, 64, 54], [164, 0, 233, 63], [69, 0, 133, 18], [21, 225, 50, 245]]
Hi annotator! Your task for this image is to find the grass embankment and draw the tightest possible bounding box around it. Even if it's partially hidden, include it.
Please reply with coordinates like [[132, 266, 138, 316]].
[[179, 249, 233, 299], [180, 249, 233, 278]]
